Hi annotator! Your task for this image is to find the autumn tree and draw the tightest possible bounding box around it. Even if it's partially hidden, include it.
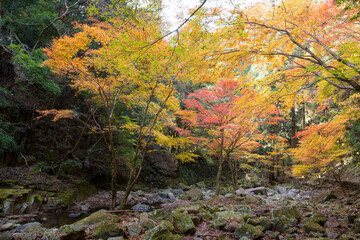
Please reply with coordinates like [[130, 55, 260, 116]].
[[43, 15, 185, 209], [176, 78, 270, 194]]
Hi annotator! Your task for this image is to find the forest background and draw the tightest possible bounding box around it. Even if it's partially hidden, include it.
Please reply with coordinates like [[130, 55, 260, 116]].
[[1, 0, 360, 209]]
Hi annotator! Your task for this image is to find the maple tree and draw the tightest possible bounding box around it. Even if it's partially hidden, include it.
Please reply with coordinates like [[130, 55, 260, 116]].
[[176, 78, 271, 194], [291, 94, 360, 185], [43, 16, 185, 209]]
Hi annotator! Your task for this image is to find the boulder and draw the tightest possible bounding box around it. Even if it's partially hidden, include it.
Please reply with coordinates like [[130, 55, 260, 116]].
[[309, 212, 327, 226], [213, 211, 244, 228], [258, 216, 271, 230], [59, 210, 119, 239], [246, 187, 268, 196], [272, 205, 301, 222], [0, 232, 14, 240], [22, 225, 58, 240], [353, 217, 360, 233], [148, 208, 171, 221], [140, 212, 156, 229], [196, 181, 206, 188], [132, 203, 150, 211], [274, 186, 287, 194], [93, 221, 125, 239], [127, 223, 142, 236], [185, 189, 202, 201], [304, 222, 325, 233], [172, 212, 196, 234], [1, 222, 17, 231], [271, 216, 291, 233], [143, 220, 175, 240], [234, 223, 264, 239]]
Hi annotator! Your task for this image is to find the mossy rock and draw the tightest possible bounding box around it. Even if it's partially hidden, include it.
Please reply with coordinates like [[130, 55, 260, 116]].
[[175, 202, 204, 215], [172, 212, 196, 234], [258, 216, 271, 230], [303, 222, 325, 233], [22, 225, 58, 240], [93, 221, 125, 239], [236, 205, 253, 214], [213, 211, 244, 228], [305, 238, 332, 240], [309, 212, 327, 226], [148, 209, 171, 221], [234, 223, 264, 240], [143, 220, 174, 240], [185, 189, 202, 201], [0, 188, 31, 201], [271, 216, 292, 233], [272, 205, 300, 222], [59, 210, 119, 238], [199, 211, 213, 220]]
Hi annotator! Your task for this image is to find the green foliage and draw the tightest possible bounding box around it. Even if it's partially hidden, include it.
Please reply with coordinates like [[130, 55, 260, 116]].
[[9, 45, 60, 95], [87, 0, 162, 21], [0, 121, 17, 155], [0, 87, 11, 108], [347, 119, 360, 162], [0, 0, 83, 48], [36, 161, 51, 173]]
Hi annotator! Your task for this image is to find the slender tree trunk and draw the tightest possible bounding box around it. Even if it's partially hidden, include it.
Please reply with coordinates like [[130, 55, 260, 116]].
[[227, 154, 238, 191], [119, 170, 135, 209], [215, 130, 225, 196], [291, 106, 297, 148], [108, 118, 117, 210], [302, 103, 306, 130], [269, 157, 275, 184], [234, 159, 238, 189]]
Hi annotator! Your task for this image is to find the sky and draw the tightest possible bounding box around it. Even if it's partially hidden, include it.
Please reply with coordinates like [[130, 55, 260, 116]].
[[161, 0, 276, 31]]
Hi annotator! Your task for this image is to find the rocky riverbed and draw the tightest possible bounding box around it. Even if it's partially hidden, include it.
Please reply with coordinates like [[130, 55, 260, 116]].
[[1, 182, 360, 239]]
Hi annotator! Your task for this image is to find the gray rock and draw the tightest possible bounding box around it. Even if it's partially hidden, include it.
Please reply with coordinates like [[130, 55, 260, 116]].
[[143, 220, 174, 240], [68, 213, 81, 218], [172, 212, 196, 234], [172, 189, 185, 197], [127, 223, 142, 236], [309, 212, 327, 226], [0, 232, 14, 240], [107, 237, 125, 240], [1, 222, 16, 231], [93, 221, 125, 239], [196, 181, 206, 188], [353, 217, 360, 233], [184, 189, 202, 201], [132, 203, 150, 211], [274, 186, 287, 194], [247, 187, 268, 196], [303, 222, 325, 233], [225, 193, 234, 198], [234, 223, 264, 239], [167, 192, 176, 200], [81, 203, 91, 212], [272, 205, 300, 222]]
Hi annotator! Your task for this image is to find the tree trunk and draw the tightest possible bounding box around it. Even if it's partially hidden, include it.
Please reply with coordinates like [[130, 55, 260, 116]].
[[119, 172, 134, 210], [268, 157, 275, 184], [227, 157, 238, 191], [215, 130, 225, 196], [290, 106, 297, 148], [215, 159, 224, 196], [108, 120, 117, 210]]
